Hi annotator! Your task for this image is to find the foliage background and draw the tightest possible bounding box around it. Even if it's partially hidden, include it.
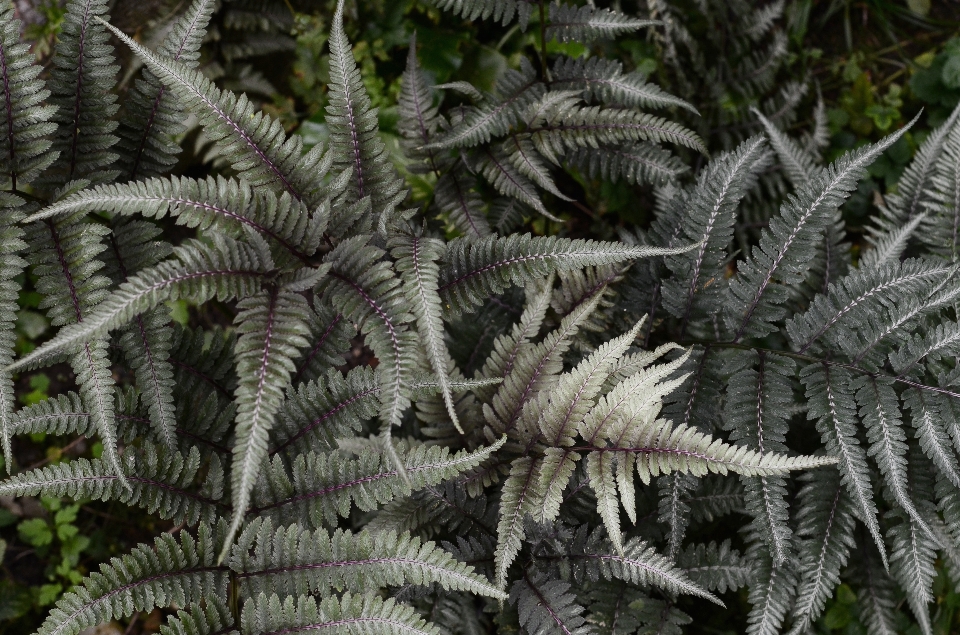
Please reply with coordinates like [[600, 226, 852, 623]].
[[1, 0, 959, 633]]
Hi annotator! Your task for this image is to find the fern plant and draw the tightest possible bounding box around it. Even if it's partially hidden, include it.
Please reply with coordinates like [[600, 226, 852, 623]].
[[397, 0, 706, 233], [0, 0, 835, 634]]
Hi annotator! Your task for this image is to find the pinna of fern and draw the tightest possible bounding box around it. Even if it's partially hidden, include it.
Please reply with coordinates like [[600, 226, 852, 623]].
[[0, 1, 837, 635]]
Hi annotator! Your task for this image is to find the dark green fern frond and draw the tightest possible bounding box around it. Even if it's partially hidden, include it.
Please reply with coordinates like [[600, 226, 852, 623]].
[[512, 572, 592, 635], [430, 0, 533, 27]]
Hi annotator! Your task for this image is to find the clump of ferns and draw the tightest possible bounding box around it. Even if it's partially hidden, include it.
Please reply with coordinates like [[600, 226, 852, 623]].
[[0, 0, 838, 634]]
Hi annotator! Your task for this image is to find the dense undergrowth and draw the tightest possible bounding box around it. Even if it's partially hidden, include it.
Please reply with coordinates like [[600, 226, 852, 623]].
[[0, 1, 958, 635]]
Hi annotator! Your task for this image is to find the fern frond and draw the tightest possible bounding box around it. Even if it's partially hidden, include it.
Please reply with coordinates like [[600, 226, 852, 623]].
[[429, 0, 533, 27], [318, 235, 417, 434], [114, 0, 214, 180], [37, 524, 228, 635], [531, 102, 707, 162], [0, 195, 24, 465], [241, 592, 439, 635], [0, 443, 223, 525], [326, 0, 405, 218], [752, 107, 818, 189], [427, 60, 544, 150], [494, 456, 544, 589], [253, 438, 505, 528], [433, 170, 491, 241], [661, 135, 767, 337], [678, 540, 750, 593], [553, 56, 697, 113], [567, 530, 722, 604], [788, 468, 857, 634], [475, 147, 556, 220], [103, 22, 329, 207], [726, 118, 916, 341], [439, 233, 696, 314], [512, 572, 592, 635], [546, 3, 657, 43], [566, 143, 688, 187], [722, 350, 795, 563], [921, 115, 960, 261], [398, 34, 445, 174], [10, 236, 270, 371], [28, 176, 325, 261], [159, 600, 234, 635], [745, 552, 797, 635], [0, 5, 56, 189], [47, 0, 118, 181], [233, 520, 507, 600], [222, 286, 313, 560], [392, 231, 462, 432]]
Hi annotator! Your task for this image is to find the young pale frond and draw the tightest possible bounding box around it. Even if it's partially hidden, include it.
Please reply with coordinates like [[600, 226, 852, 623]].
[[725, 117, 917, 340], [494, 457, 546, 589], [103, 22, 330, 208], [326, 0, 405, 220], [0, 5, 56, 189], [0, 443, 223, 526], [241, 592, 439, 635], [512, 573, 593, 635], [37, 524, 228, 635], [233, 520, 507, 600], [11, 236, 271, 371], [860, 212, 927, 270], [47, 0, 118, 181], [594, 416, 837, 484], [114, 0, 214, 180], [439, 233, 696, 314], [553, 57, 697, 113], [546, 3, 658, 43], [253, 438, 505, 528]]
